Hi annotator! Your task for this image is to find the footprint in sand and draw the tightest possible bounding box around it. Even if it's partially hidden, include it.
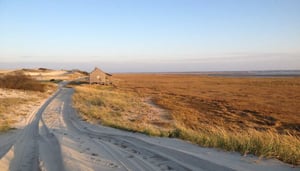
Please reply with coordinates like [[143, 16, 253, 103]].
[[106, 162, 119, 168], [91, 153, 98, 156], [120, 144, 127, 148], [127, 155, 134, 158]]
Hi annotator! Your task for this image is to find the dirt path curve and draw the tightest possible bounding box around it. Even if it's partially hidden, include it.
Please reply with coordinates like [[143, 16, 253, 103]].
[[0, 84, 297, 171]]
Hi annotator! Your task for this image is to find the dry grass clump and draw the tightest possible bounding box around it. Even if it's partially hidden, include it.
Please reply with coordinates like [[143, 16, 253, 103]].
[[0, 122, 10, 132], [0, 72, 46, 92], [72, 85, 173, 136], [169, 124, 300, 165], [0, 98, 24, 131]]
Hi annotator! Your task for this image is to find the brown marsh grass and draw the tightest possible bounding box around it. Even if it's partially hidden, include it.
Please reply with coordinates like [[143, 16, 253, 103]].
[[73, 74, 300, 165]]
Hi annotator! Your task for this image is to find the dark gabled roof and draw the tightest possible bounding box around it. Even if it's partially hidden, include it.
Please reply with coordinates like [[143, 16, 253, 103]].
[[92, 67, 103, 72], [105, 72, 112, 76], [91, 67, 112, 76]]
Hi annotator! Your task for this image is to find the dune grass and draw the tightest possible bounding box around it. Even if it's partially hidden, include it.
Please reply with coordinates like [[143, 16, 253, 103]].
[[0, 117, 11, 132], [0, 98, 24, 132], [0, 124, 10, 132], [168, 124, 300, 165], [72, 75, 300, 165], [72, 85, 173, 136]]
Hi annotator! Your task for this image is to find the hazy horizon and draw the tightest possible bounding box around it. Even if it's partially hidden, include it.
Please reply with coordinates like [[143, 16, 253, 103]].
[[1, 60, 300, 73], [1, 0, 300, 72]]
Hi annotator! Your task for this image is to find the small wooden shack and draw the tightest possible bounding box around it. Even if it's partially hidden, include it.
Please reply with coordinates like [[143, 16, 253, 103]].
[[89, 67, 112, 84]]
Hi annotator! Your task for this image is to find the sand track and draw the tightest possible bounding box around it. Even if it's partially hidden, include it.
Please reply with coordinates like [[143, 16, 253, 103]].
[[0, 84, 297, 171]]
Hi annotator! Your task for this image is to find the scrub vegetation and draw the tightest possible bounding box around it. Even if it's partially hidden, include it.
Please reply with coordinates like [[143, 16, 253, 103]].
[[0, 72, 46, 92]]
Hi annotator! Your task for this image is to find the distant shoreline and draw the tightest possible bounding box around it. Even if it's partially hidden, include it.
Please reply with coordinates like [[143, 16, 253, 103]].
[[114, 70, 300, 77], [1, 68, 300, 78]]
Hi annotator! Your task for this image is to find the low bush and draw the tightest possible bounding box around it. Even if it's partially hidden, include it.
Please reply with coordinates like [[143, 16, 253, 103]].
[[49, 79, 63, 83], [0, 72, 46, 92]]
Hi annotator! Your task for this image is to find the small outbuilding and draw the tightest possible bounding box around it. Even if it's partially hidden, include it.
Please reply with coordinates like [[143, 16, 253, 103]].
[[89, 67, 112, 84]]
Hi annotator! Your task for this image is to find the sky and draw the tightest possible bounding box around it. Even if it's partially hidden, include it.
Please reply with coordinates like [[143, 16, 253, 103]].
[[0, 0, 300, 72]]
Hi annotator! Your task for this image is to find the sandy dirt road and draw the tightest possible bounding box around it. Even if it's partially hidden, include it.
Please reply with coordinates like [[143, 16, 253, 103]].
[[0, 84, 297, 171]]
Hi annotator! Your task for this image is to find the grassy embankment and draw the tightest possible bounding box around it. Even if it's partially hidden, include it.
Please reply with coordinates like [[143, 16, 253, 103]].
[[72, 75, 300, 165], [0, 73, 56, 132]]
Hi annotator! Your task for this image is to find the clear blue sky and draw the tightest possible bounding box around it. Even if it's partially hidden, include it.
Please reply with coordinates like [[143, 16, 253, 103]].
[[0, 0, 300, 72]]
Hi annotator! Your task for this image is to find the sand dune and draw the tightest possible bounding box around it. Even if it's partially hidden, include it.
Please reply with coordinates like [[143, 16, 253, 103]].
[[0, 68, 87, 81]]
